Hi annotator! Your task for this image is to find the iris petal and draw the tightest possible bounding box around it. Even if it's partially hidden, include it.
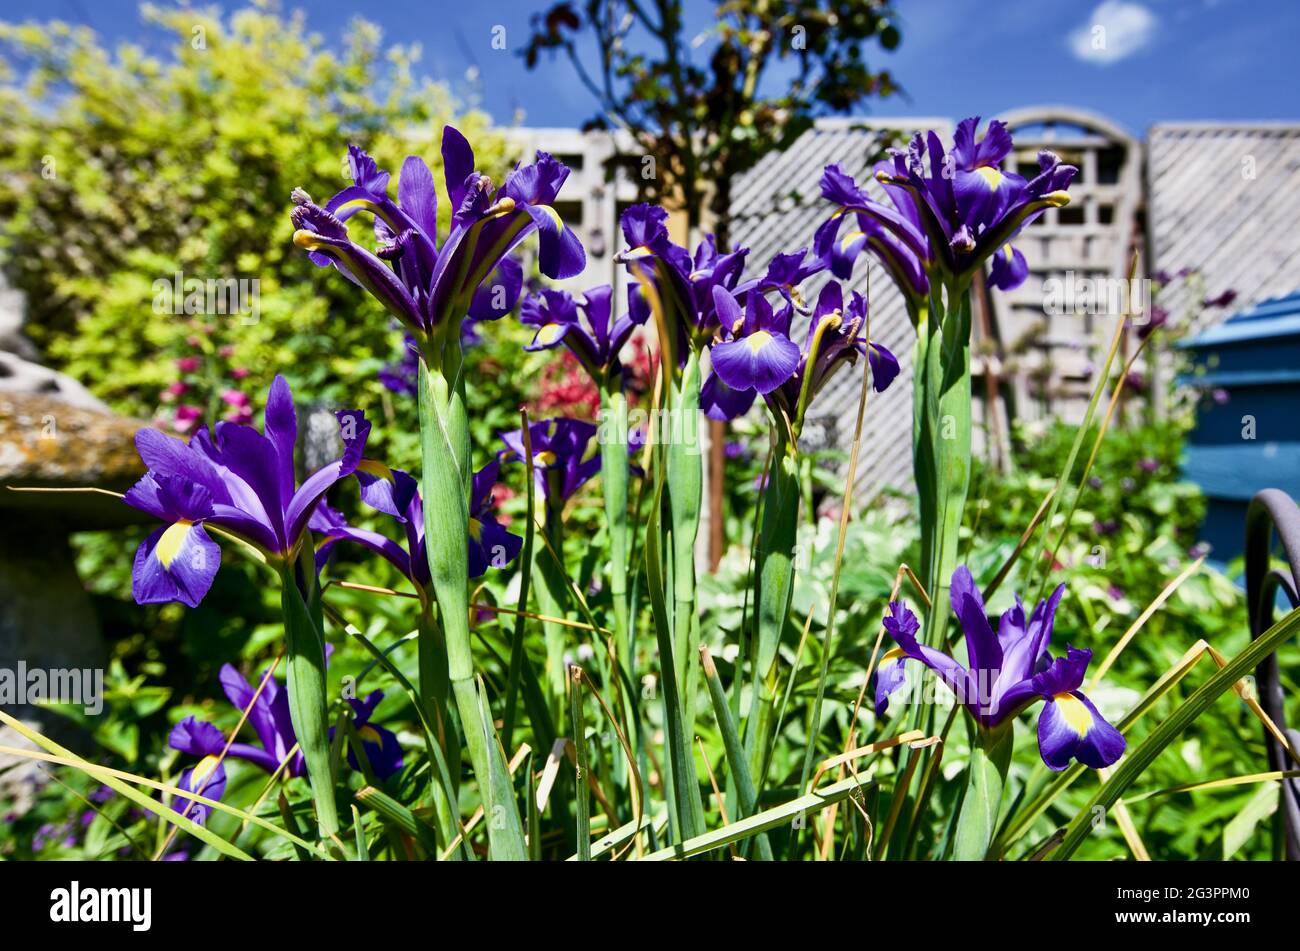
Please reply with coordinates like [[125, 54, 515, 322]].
[[700, 371, 756, 421], [710, 330, 800, 395], [1036, 690, 1126, 771], [873, 647, 911, 717], [131, 521, 220, 608], [526, 204, 586, 279], [950, 565, 1002, 676]]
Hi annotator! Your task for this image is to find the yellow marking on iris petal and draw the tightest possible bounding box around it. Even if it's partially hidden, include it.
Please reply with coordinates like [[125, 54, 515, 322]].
[[191, 754, 221, 787], [356, 458, 395, 481], [974, 166, 1004, 190], [156, 520, 192, 569], [1054, 692, 1094, 736], [536, 323, 565, 345], [533, 450, 557, 467], [468, 518, 483, 541], [1003, 243, 1015, 258], [746, 330, 775, 354], [538, 204, 564, 230], [840, 230, 866, 253], [293, 229, 329, 251], [882, 646, 907, 664], [357, 726, 382, 744]]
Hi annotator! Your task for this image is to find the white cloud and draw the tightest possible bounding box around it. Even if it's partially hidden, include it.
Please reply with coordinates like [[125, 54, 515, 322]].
[[1068, 1, 1158, 65]]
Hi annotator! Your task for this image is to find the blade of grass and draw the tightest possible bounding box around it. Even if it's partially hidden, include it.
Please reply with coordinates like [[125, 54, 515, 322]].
[[1124, 769, 1300, 804], [0, 735, 321, 861], [351, 804, 370, 860], [701, 645, 773, 860], [355, 785, 439, 854], [637, 772, 877, 861], [577, 661, 645, 857], [569, 664, 592, 861]]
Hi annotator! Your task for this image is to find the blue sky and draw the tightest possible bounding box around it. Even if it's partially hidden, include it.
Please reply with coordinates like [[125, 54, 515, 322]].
[[2, 0, 1296, 137]]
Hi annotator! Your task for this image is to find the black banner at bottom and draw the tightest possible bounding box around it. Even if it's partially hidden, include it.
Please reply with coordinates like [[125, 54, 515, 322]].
[[0, 859, 1282, 938]]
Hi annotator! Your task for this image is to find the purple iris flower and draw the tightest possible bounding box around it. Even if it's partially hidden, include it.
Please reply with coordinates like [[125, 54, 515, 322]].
[[816, 117, 1076, 296], [291, 128, 585, 338], [616, 204, 749, 357], [520, 285, 641, 378], [344, 691, 404, 779], [501, 418, 600, 503], [169, 669, 404, 824], [169, 664, 306, 824], [315, 457, 521, 591], [167, 718, 230, 825], [703, 281, 900, 422], [874, 566, 1125, 772], [123, 375, 370, 608]]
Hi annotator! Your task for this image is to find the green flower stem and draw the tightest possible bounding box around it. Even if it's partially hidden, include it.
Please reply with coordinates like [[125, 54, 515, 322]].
[[598, 383, 632, 690], [916, 280, 973, 655], [664, 349, 706, 835], [416, 608, 457, 839], [417, 349, 526, 860], [599, 382, 635, 790], [667, 353, 702, 660], [416, 607, 451, 742], [746, 431, 799, 783], [666, 368, 702, 685], [952, 723, 1012, 860], [277, 560, 338, 840], [535, 492, 570, 700]]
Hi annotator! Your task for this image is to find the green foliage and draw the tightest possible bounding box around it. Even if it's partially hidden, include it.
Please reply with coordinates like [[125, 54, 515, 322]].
[[0, 3, 508, 449]]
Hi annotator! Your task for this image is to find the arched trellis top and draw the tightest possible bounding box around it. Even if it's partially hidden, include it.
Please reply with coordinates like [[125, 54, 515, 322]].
[[994, 105, 1139, 150]]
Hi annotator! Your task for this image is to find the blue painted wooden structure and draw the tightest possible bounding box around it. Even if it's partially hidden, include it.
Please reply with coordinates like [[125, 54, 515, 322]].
[[1178, 291, 1300, 564]]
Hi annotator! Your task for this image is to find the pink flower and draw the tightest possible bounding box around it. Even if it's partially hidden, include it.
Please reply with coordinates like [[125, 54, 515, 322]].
[[173, 404, 203, 433], [176, 357, 201, 373], [220, 389, 250, 408], [165, 381, 188, 396], [230, 367, 250, 380], [224, 404, 253, 424], [219, 345, 236, 358]]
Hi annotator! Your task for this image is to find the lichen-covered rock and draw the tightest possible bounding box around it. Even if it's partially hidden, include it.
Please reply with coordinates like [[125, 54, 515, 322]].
[[0, 391, 151, 529]]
